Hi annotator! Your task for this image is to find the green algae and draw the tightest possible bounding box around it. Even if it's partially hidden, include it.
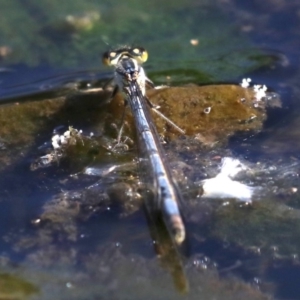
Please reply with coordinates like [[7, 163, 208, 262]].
[[0, 89, 111, 170], [0, 273, 38, 299], [149, 85, 266, 141], [0, 99, 66, 146], [0, 0, 273, 82], [209, 200, 300, 257], [0, 246, 270, 300]]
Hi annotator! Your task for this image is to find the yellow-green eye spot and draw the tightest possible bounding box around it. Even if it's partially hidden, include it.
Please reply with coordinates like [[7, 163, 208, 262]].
[[109, 52, 117, 58], [132, 48, 141, 55]]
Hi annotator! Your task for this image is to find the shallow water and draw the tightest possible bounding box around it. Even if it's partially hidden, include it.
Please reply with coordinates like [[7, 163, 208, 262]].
[[1, 0, 300, 299]]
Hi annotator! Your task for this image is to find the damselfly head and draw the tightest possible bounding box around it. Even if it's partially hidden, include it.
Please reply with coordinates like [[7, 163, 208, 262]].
[[102, 46, 148, 66]]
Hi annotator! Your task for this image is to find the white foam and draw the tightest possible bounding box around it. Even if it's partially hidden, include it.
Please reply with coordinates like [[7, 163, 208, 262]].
[[201, 157, 255, 202]]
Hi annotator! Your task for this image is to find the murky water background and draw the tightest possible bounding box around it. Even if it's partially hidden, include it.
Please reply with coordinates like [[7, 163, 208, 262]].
[[1, 0, 300, 299]]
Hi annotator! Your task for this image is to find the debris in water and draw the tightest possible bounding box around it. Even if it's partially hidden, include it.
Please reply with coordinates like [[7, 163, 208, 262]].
[[201, 157, 255, 202]]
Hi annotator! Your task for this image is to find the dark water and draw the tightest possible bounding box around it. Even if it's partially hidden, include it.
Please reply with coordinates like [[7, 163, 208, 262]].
[[1, 0, 300, 299]]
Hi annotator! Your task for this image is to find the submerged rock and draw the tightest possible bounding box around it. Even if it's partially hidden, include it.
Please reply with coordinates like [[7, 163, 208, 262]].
[[106, 84, 269, 145], [149, 85, 268, 142]]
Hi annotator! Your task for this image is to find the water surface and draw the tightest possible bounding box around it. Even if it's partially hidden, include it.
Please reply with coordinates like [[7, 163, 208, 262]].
[[0, 0, 300, 299]]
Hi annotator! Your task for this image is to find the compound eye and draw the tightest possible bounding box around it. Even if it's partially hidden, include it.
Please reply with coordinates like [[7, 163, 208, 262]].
[[102, 51, 111, 66], [132, 47, 142, 55], [131, 47, 148, 63], [109, 51, 117, 58], [102, 51, 119, 66]]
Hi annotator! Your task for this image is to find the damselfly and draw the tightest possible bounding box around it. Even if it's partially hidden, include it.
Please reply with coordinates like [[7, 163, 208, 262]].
[[102, 46, 186, 245]]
